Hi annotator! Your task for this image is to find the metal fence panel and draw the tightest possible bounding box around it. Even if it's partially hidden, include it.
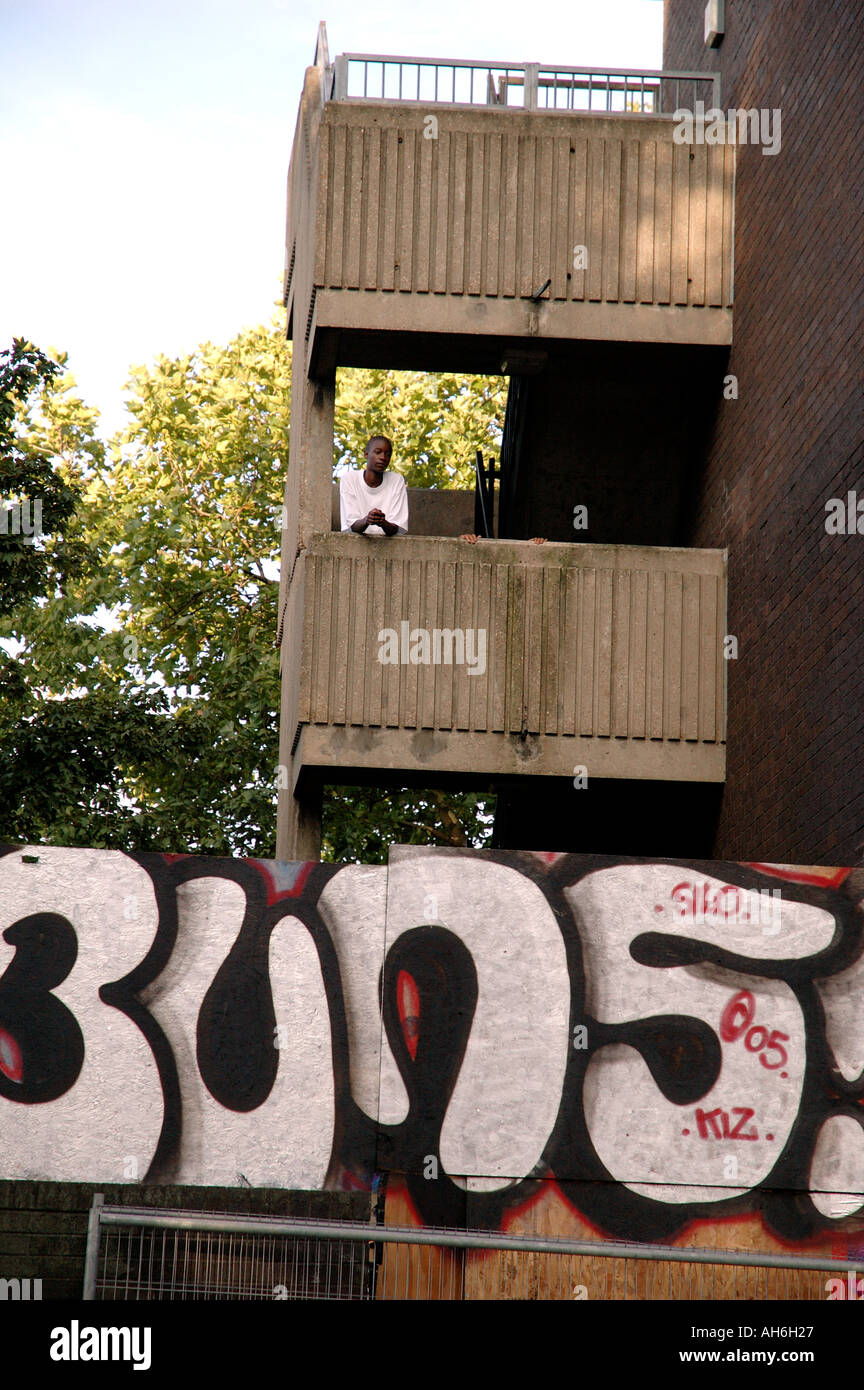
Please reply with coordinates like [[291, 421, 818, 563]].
[[83, 1199, 858, 1302]]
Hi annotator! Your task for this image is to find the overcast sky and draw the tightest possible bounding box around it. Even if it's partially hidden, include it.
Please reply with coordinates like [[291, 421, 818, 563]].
[[0, 0, 663, 436]]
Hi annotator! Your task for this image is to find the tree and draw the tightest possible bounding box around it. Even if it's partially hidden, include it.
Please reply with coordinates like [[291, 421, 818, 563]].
[[334, 367, 507, 488], [0, 340, 85, 615], [0, 328, 501, 859], [1, 325, 294, 854], [0, 343, 209, 850], [322, 786, 495, 864]]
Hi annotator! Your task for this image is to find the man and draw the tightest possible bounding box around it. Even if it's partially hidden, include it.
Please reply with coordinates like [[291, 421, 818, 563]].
[[340, 436, 408, 536]]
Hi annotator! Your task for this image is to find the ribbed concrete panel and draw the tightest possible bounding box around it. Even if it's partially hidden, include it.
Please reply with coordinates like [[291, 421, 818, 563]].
[[297, 536, 726, 769], [309, 106, 734, 311]]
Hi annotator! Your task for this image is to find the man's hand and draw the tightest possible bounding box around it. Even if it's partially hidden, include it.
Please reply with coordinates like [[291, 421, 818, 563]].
[[460, 534, 547, 544], [352, 508, 399, 536]]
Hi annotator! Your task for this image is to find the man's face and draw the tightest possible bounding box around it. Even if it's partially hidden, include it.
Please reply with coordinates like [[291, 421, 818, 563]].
[[365, 439, 392, 475]]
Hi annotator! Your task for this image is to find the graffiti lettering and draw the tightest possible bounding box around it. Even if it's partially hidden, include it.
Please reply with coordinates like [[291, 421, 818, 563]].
[[0, 845, 862, 1248], [669, 881, 781, 931], [720, 990, 790, 1071], [694, 1106, 758, 1140]]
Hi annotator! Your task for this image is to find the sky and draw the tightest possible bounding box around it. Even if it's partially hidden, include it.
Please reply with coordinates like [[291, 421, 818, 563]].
[[0, 0, 663, 437]]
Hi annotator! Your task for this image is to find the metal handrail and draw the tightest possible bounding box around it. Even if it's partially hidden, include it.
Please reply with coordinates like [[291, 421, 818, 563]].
[[338, 55, 709, 78], [328, 54, 720, 111]]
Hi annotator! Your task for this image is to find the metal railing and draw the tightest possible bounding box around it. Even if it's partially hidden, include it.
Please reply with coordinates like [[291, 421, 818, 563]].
[[328, 54, 719, 114], [84, 1198, 855, 1302]]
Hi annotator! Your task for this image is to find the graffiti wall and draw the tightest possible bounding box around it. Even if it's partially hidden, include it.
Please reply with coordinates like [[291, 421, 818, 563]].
[[1, 842, 863, 1249]]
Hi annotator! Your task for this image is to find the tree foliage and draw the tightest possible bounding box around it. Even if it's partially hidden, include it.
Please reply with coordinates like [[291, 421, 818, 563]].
[[322, 786, 495, 864], [334, 367, 507, 488], [0, 340, 86, 616], [0, 328, 500, 859]]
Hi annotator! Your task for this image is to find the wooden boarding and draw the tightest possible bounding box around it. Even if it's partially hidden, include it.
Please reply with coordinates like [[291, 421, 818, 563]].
[[382, 1182, 841, 1301]]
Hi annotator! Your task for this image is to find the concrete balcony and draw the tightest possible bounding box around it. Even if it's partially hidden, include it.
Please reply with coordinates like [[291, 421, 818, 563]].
[[275, 33, 732, 859], [286, 49, 734, 378], [288, 533, 726, 789]]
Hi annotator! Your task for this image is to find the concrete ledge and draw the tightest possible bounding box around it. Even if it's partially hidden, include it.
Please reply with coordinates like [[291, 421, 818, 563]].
[[294, 723, 726, 785], [309, 292, 733, 376]]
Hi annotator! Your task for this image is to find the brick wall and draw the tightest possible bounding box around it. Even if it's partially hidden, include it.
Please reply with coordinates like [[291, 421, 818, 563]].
[[665, 0, 864, 861]]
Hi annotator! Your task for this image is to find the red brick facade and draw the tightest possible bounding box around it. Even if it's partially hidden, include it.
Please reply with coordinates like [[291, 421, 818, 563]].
[[664, 0, 864, 861]]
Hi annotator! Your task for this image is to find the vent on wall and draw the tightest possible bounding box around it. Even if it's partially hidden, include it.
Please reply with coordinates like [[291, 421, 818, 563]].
[[285, 240, 296, 302], [305, 285, 317, 343]]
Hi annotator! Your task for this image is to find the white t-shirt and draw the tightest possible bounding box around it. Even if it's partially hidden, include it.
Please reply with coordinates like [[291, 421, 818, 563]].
[[339, 469, 409, 535]]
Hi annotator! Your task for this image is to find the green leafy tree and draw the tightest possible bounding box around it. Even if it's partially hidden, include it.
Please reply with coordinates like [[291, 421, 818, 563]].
[[0, 329, 500, 859], [0, 340, 86, 615], [322, 786, 494, 864], [0, 344, 209, 850], [94, 328, 293, 853], [334, 367, 507, 488]]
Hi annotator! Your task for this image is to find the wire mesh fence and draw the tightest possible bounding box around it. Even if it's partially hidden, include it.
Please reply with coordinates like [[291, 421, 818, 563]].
[[92, 1223, 376, 1301], [83, 1198, 858, 1302]]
